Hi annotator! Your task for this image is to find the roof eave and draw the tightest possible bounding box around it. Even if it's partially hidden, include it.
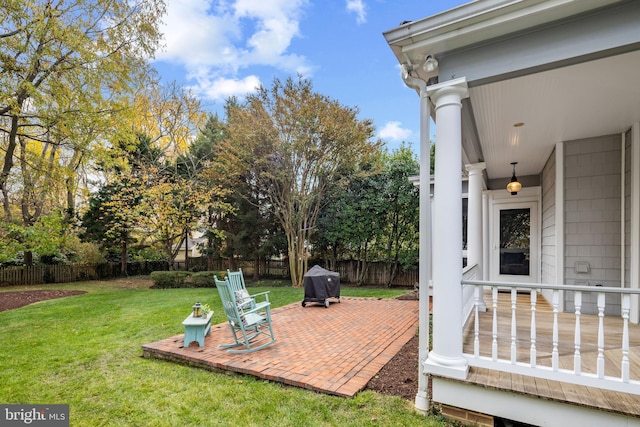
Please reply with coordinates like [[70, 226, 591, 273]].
[[383, 0, 625, 67]]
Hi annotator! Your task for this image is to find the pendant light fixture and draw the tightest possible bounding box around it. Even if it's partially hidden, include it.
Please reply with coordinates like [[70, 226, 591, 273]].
[[506, 162, 522, 195]]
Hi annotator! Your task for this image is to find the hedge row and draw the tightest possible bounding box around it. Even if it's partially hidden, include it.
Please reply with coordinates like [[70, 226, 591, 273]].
[[150, 270, 227, 288]]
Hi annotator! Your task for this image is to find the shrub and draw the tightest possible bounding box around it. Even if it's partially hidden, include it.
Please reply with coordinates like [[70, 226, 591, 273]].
[[150, 271, 192, 288], [149, 270, 225, 288], [190, 271, 226, 287], [66, 241, 106, 264]]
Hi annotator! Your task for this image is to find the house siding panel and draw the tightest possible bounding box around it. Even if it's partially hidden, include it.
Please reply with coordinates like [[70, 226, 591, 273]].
[[564, 135, 622, 316], [541, 148, 556, 284]]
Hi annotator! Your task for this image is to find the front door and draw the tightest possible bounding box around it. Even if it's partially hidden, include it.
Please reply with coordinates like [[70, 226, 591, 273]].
[[490, 200, 539, 284]]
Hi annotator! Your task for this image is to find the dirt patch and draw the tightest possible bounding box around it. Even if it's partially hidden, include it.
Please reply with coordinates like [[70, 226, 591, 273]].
[[395, 290, 418, 300], [366, 334, 419, 400], [0, 289, 86, 312], [365, 290, 419, 400]]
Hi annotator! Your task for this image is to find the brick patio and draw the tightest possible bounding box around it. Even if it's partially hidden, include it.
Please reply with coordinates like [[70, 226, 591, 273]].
[[142, 297, 419, 397]]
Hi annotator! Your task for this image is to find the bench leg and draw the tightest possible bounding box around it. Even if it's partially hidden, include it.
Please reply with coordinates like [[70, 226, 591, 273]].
[[184, 321, 212, 347]]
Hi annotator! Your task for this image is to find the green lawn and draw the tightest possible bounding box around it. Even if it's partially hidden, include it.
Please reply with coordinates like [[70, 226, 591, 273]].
[[0, 279, 448, 426]]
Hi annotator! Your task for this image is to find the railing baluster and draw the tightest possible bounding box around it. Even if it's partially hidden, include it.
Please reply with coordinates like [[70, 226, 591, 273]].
[[574, 290, 582, 375], [552, 290, 559, 371], [597, 292, 606, 379], [474, 285, 480, 358], [530, 290, 537, 368], [492, 286, 498, 361], [622, 293, 630, 383], [511, 288, 517, 364], [460, 279, 640, 395]]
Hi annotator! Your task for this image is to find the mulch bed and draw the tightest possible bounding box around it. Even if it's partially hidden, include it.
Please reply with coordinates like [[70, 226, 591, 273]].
[[365, 290, 419, 400], [366, 334, 419, 400], [0, 290, 86, 312]]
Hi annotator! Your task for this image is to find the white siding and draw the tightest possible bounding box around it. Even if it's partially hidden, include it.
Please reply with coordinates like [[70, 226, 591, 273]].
[[541, 149, 556, 284], [564, 135, 622, 315]]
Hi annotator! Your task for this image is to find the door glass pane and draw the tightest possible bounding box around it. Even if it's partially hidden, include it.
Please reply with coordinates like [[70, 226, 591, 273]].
[[500, 208, 530, 276]]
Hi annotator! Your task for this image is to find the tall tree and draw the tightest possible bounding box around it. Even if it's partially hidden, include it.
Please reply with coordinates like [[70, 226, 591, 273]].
[[177, 114, 232, 271], [312, 146, 419, 285], [224, 76, 379, 287], [313, 165, 387, 283], [0, 0, 165, 263], [131, 80, 206, 158], [378, 146, 420, 285], [133, 167, 208, 270], [80, 133, 160, 273]]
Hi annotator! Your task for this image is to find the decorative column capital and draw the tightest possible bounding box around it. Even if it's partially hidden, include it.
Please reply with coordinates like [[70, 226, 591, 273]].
[[427, 77, 468, 107], [465, 162, 486, 175]]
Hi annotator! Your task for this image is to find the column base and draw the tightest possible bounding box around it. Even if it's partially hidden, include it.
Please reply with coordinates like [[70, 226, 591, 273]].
[[414, 389, 429, 414], [424, 351, 469, 380]]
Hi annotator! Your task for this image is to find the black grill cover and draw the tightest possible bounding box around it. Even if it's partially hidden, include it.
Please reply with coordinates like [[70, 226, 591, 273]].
[[303, 265, 340, 300]]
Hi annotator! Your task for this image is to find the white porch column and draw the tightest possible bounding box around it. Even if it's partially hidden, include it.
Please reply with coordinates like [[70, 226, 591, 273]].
[[401, 73, 431, 413], [466, 162, 486, 311], [424, 77, 469, 380], [465, 163, 486, 276], [482, 192, 490, 280], [631, 122, 640, 324]]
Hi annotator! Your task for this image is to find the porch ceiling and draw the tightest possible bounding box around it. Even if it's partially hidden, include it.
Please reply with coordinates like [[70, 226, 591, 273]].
[[472, 50, 640, 180], [384, 0, 640, 181]]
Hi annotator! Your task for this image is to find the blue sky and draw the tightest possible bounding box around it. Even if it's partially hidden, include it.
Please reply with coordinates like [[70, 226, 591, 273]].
[[152, 0, 469, 156]]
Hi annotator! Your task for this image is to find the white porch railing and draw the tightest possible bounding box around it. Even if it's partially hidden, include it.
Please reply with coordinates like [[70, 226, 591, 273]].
[[460, 280, 640, 395], [462, 264, 482, 323]]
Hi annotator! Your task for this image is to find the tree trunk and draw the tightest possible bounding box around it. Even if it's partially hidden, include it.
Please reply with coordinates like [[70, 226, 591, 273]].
[[23, 251, 33, 266], [207, 253, 215, 271], [1, 114, 21, 221], [120, 231, 128, 276], [331, 245, 339, 271], [253, 257, 259, 280], [387, 261, 398, 288], [184, 228, 189, 271]]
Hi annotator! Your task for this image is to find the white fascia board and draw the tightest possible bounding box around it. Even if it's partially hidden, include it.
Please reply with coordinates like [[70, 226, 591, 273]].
[[383, 0, 624, 63]]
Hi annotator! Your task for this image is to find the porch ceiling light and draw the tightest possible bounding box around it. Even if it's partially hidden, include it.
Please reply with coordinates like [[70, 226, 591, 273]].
[[423, 55, 439, 73], [506, 162, 522, 195]]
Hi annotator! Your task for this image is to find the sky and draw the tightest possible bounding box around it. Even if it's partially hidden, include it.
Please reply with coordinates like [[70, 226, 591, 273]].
[[152, 0, 469, 157]]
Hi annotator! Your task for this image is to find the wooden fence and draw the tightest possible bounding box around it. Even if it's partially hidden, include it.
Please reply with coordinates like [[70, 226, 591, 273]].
[[1, 258, 417, 288], [333, 260, 418, 287], [191, 259, 417, 287], [0, 264, 99, 286], [0, 261, 168, 287]]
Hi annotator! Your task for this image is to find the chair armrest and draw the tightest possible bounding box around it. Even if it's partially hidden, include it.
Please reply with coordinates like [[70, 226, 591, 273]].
[[242, 301, 271, 315], [249, 291, 270, 302]]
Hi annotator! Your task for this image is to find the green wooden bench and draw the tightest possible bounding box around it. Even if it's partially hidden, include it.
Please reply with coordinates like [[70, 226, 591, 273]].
[[182, 312, 212, 347]]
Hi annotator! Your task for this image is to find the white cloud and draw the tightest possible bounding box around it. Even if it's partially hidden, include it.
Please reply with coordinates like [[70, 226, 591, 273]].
[[378, 121, 412, 141], [155, 0, 239, 71], [346, 0, 366, 24], [194, 75, 262, 101], [154, 0, 311, 100]]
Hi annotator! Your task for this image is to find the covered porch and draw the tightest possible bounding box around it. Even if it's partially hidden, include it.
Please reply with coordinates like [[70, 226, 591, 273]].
[[451, 279, 640, 424], [383, 0, 640, 425]]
